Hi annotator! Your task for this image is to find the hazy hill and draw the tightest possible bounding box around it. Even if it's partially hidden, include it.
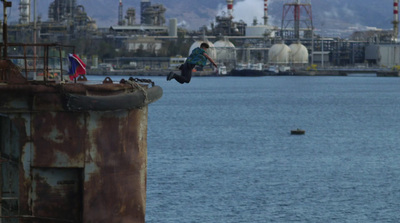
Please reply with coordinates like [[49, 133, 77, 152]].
[[4, 0, 396, 33]]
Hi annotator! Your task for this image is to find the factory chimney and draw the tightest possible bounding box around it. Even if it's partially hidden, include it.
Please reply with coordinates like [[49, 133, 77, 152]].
[[118, 0, 124, 25], [19, 0, 30, 24], [263, 0, 268, 25], [393, 0, 399, 42], [227, 0, 233, 18]]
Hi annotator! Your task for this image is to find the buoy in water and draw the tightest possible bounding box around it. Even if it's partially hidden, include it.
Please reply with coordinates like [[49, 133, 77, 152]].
[[291, 128, 305, 135]]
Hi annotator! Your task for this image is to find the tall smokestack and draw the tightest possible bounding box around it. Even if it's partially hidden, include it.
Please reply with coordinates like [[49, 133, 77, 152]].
[[227, 0, 233, 18], [118, 0, 123, 25], [263, 0, 268, 25], [394, 0, 399, 42]]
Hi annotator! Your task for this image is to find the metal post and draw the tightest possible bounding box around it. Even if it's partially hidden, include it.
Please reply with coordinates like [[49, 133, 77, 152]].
[[321, 38, 324, 68], [44, 46, 48, 82], [294, 3, 300, 39], [33, 0, 37, 78], [311, 27, 314, 65], [59, 46, 63, 81], [2, 0, 12, 58], [23, 45, 28, 78]]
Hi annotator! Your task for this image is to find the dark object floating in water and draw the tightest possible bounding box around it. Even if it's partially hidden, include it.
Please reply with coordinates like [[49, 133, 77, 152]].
[[291, 129, 305, 135]]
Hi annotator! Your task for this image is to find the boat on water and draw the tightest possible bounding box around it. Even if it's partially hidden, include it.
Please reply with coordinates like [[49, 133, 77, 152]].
[[228, 63, 294, 76], [267, 65, 295, 76], [229, 63, 270, 76], [218, 65, 227, 75], [229, 68, 271, 76]]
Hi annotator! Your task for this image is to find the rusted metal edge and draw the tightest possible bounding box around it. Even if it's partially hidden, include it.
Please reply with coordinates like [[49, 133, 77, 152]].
[[0, 215, 75, 222], [64, 85, 163, 111], [0, 83, 149, 94]]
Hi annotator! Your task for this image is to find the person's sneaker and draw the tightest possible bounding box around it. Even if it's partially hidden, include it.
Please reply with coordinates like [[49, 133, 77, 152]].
[[167, 72, 174, 81]]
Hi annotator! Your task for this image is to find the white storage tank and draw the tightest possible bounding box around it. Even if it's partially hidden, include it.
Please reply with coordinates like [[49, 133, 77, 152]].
[[213, 39, 236, 62], [289, 42, 309, 64], [268, 43, 291, 64], [168, 18, 177, 37], [188, 40, 217, 61]]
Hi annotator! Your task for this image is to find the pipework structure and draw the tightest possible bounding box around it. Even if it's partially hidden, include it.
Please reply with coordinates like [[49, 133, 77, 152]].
[[211, 0, 246, 36], [140, 0, 151, 24], [126, 7, 136, 26], [48, 0, 77, 23], [281, 0, 313, 39], [140, 0, 166, 26]]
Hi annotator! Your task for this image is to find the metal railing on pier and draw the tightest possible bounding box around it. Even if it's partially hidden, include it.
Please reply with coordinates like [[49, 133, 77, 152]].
[[0, 43, 75, 83]]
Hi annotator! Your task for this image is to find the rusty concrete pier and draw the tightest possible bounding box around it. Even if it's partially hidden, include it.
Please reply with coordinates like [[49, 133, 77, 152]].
[[0, 44, 162, 222]]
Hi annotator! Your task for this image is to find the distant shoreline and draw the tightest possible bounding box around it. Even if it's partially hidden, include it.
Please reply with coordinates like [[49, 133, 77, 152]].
[[87, 69, 400, 77]]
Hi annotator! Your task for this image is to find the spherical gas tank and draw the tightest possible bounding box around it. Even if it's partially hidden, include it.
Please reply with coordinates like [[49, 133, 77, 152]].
[[188, 40, 217, 60], [289, 43, 309, 64], [268, 43, 291, 64], [213, 39, 236, 61]]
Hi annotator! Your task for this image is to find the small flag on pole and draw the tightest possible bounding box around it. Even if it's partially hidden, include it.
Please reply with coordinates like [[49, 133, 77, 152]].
[[68, 53, 86, 80]]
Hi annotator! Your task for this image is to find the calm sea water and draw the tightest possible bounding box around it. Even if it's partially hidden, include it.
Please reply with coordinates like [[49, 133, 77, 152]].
[[94, 75, 400, 222]]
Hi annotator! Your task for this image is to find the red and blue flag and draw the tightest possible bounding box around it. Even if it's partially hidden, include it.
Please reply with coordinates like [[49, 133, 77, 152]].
[[68, 53, 86, 80]]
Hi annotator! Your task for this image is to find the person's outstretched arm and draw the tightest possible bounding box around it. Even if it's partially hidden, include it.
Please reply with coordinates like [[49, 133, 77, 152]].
[[204, 53, 218, 68]]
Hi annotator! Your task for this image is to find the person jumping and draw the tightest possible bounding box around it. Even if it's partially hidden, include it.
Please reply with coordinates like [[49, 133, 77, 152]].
[[167, 42, 218, 84]]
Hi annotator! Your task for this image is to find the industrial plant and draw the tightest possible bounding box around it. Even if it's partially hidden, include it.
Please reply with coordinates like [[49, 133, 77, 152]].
[[0, 1, 399, 222], [2, 0, 400, 76]]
